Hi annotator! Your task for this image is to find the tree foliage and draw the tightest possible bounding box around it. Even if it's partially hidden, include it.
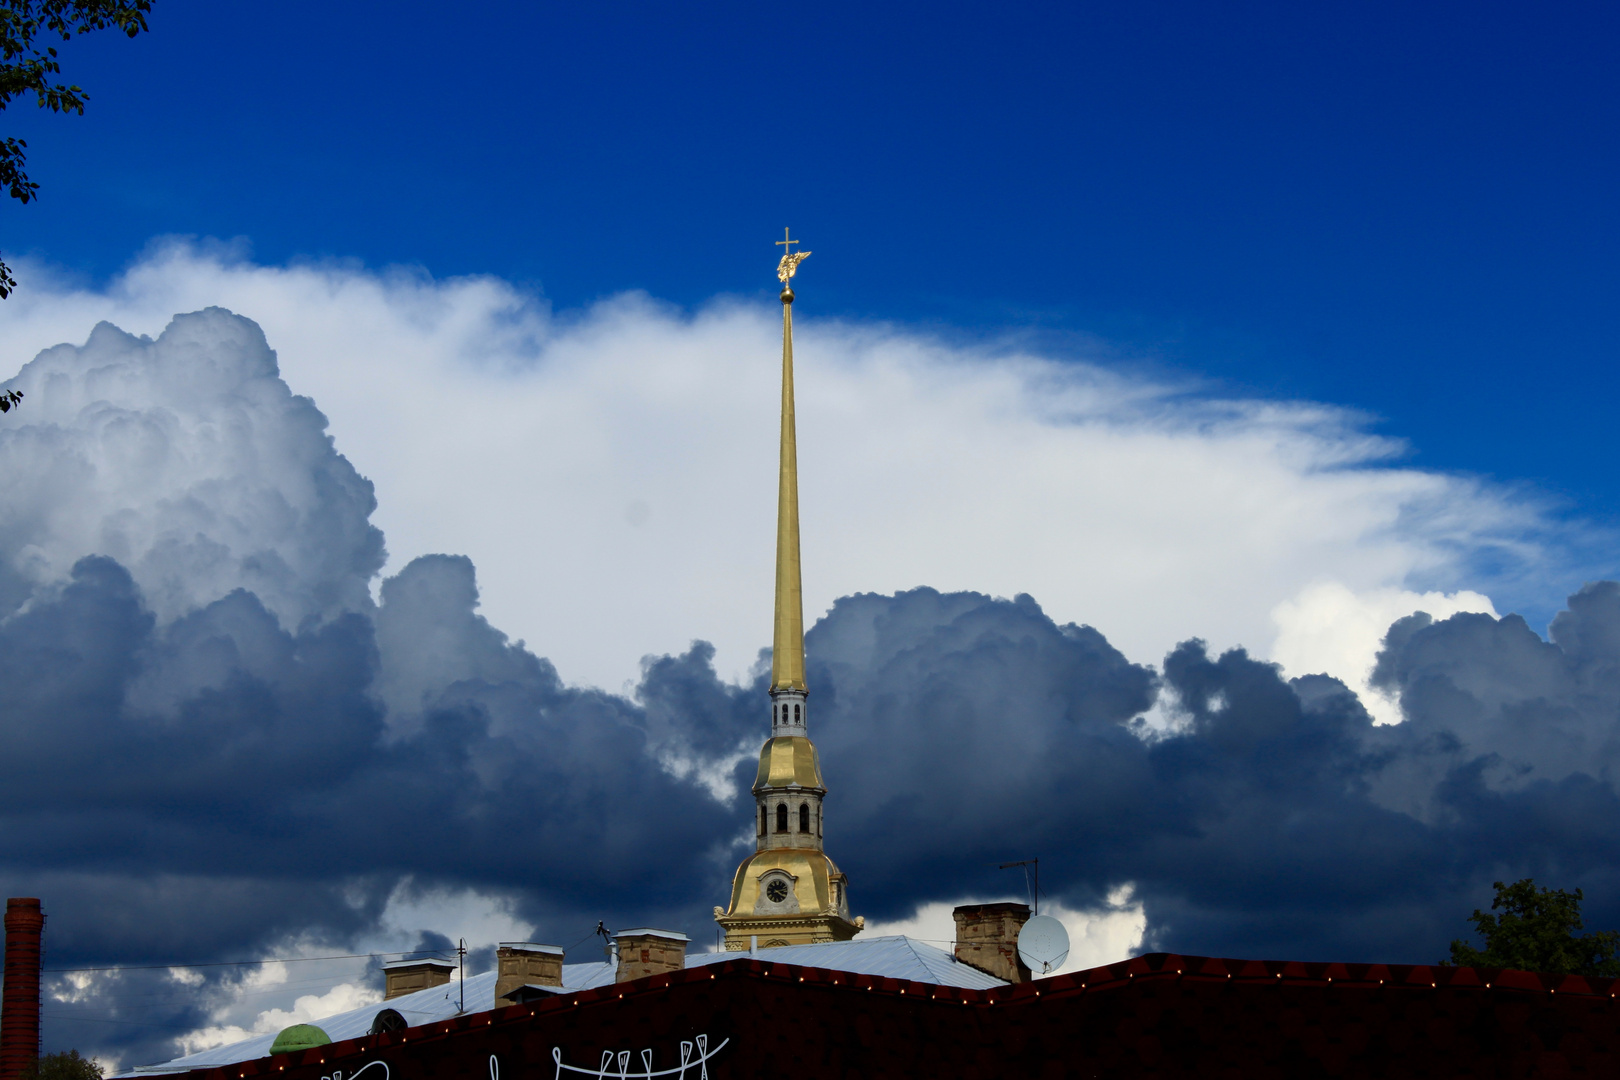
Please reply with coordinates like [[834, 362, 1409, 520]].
[[22, 1050, 104, 1080], [0, 0, 152, 297], [1447, 878, 1620, 976]]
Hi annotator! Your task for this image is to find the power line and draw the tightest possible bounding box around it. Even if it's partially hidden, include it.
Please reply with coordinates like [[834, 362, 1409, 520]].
[[43, 973, 385, 1011], [44, 950, 454, 975], [40, 1012, 179, 1029]]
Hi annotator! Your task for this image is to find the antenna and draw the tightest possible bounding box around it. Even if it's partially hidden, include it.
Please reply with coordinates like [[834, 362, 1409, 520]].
[[457, 938, 466, 1013], [998, 858, 1039, 915], [595, 921, 616, 962]]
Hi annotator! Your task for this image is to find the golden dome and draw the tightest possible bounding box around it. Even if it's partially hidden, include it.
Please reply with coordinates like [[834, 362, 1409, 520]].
[[725, 849, 844, 917], [753, 736, 825, 792]]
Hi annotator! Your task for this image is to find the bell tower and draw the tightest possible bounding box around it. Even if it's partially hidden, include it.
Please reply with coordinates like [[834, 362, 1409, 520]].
[[714, 232, 863, 950]]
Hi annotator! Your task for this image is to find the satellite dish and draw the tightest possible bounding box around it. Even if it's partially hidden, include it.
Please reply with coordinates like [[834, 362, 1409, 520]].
[[1017, 914, 1070, 975]]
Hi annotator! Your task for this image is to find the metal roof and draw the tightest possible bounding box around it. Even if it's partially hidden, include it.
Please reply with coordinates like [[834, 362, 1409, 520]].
[[121, 936, 1001, 1076], [683, 935, 1006, 990]]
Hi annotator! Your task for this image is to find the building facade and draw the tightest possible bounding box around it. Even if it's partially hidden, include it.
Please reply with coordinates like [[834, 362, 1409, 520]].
[[140, 951, 1620, 1080]]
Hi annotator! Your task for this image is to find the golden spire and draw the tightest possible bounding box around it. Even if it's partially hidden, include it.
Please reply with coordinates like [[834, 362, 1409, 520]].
[[771, 228, 810, 692], [714, 230, 860, 951]]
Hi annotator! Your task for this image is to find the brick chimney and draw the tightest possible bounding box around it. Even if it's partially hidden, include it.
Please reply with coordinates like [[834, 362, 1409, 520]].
[[1, 898, 44, 1080], [494, 943, 563, 1003], [952, 902, 1031, 984], [613, 929, 688, 983], [382, 958, 455, 1000]]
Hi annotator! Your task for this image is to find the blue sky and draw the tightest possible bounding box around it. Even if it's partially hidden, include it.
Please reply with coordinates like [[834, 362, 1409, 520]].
[[7, 0, 1619, 511]]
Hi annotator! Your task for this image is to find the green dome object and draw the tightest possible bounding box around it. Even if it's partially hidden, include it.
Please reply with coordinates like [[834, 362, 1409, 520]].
[[269, 1024, 332, 1055]]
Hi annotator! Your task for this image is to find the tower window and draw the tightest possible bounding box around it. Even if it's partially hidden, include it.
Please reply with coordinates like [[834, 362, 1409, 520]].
[[758, 806, 766, 836], [776, 804, 788, 833], [799, 803, 810, 833], [794, 704, 801, 722], [816, 806, 822, 837]]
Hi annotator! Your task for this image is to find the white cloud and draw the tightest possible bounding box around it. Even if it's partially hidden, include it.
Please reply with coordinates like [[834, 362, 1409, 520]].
[[0, 242, 1554, 693], [176, 980, 381, 1055], [48, 971, 102, 1004], [1270, 582, 1497, 724], [365, 880, 535, 954], [862, 888, 1146, 977], [0, 305, 380, 634], [1057, 888, 1149, 973], [254, 982, 381, 1032]]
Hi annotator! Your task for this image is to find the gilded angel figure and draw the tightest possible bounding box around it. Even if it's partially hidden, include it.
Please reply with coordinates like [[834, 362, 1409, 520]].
[[777, 250, 811, 284]]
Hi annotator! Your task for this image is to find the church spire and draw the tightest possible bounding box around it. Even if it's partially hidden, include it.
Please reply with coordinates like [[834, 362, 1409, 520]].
[[771, 227, 809, 693], [714, 232, 861, 951]]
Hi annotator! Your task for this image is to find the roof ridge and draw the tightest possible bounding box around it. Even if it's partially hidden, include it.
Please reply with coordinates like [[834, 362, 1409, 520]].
[[898, 933, 937, 976]]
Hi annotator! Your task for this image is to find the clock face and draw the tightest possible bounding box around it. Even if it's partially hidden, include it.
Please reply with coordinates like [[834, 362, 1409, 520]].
[[765, 879, 790, 903]]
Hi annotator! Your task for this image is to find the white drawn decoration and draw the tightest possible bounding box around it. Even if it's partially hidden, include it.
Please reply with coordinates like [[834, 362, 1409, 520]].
[[550, 1035, 728, 1079], [315, 1033, 727, 1080], [322, 1061, 390, 1080]]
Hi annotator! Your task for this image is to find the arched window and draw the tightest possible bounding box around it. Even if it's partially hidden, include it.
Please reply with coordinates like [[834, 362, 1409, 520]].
[[369, 1009, 406, 1035], [794, 704, 801, 722], [799, 803, 810, 833], [758, 806, 766, 836], [776, 803, 788, 833], [816, 805, 822, 837]]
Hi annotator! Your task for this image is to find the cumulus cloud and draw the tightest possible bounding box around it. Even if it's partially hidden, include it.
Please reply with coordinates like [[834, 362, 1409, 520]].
[[0, 315, 745, 1061], [1270, 582, 1497, 725], [861, 891, 1147, 976], [175, 971, 381, 1057], [0, 312, 382, 630], [1, 259, 1617, 1067], [1370, 582, 1620, 802], [0, 242, 1586, 693], [11, 548, 746, 1067]]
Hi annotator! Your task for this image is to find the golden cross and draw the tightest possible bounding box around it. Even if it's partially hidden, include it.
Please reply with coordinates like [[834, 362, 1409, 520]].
[[775, 226, 811, 286]]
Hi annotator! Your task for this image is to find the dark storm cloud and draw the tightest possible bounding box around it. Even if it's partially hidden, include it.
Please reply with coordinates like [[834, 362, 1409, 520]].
[[802, 589, 1162, 895], [2, 554, 749, 1066], [804, 591, 1448, 958], [9, 309, 1620, 1067], [1, 553, 753, 939], [799, 585, 1620, 967]]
